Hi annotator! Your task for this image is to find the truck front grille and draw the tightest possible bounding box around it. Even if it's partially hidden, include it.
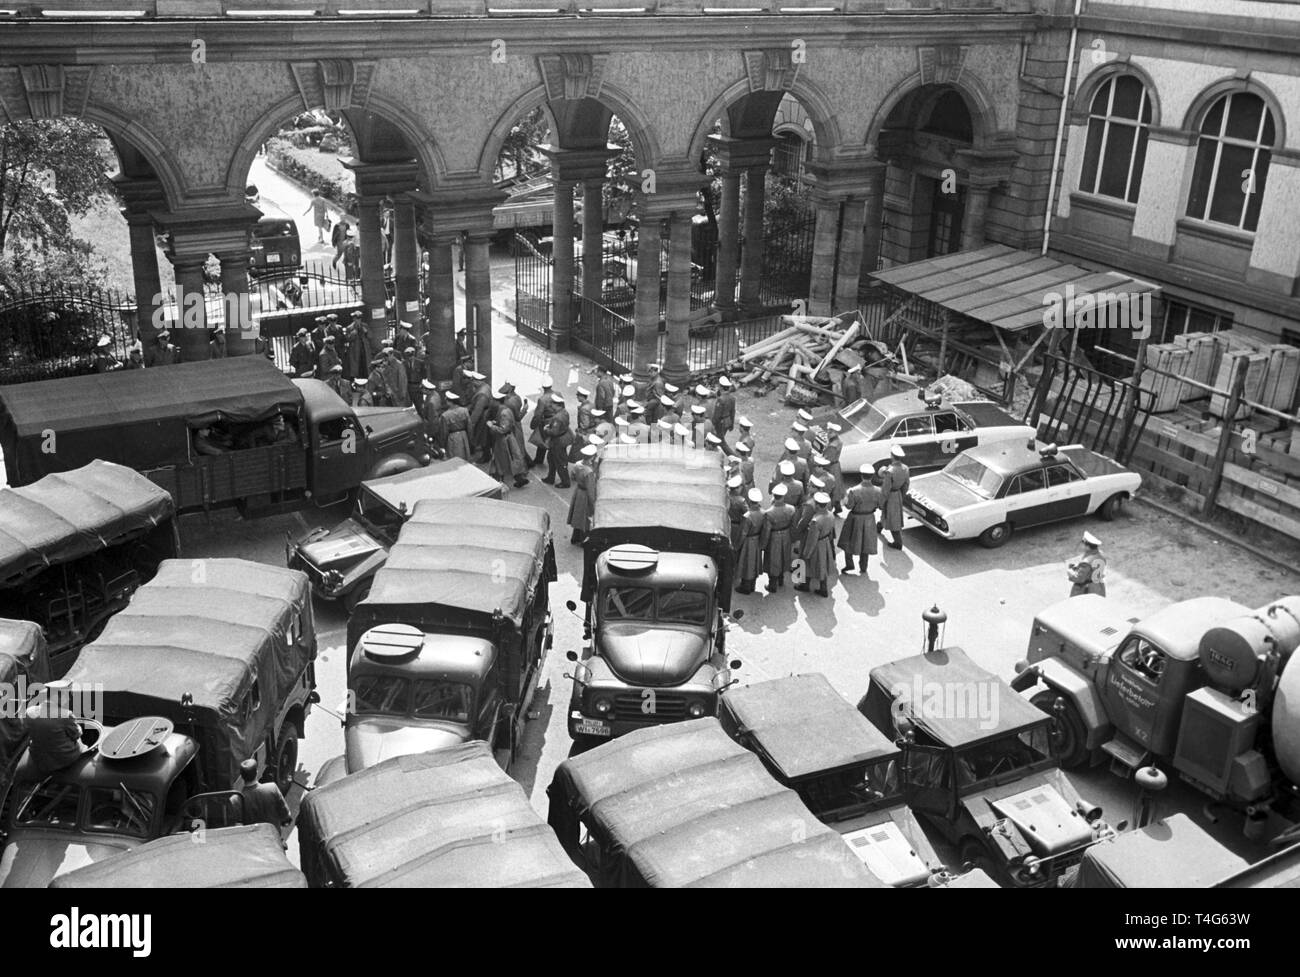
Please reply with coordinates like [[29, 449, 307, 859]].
[[612, 692, 689, 723]]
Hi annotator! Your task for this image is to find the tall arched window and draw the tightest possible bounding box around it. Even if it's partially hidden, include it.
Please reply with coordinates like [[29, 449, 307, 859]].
[[1186, 91, 1276, 232], [1078, 74, 1152, 204]]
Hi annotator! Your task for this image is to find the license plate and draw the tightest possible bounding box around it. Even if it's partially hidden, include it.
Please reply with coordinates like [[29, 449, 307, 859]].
[[267, 253, 281, 263], [575, 719, 610, 737]]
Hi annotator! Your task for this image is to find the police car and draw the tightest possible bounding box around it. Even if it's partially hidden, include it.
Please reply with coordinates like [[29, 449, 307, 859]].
[[814, 389, 1036, 476], [905, 440, 1142, 547]]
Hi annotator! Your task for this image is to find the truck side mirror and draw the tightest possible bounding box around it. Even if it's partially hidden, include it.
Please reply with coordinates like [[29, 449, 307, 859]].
[[565, 651, 578, 662], [565, 599, 578, 612], [732, 609, 744, 621], [729, 659, 742, 670]]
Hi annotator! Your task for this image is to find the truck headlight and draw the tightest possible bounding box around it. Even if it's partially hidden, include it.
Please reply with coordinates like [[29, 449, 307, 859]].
[[935, 516, 948, 532], [323, 570, 344, 590], [593, 697, 612, 715], [688, 701, 705, 718]]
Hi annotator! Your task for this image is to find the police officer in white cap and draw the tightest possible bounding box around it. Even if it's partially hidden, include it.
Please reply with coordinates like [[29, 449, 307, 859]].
[[880, 444, 910, 550], [797, 492, 837, 598], [1068, 532, 1108, 597], [735, 487, 768, 595], [530, 378, 556, 469]]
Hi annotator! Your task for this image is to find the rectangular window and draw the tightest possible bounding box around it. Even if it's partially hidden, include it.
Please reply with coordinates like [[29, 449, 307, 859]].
[[1079, 118, 1105, 193], [1098, 124, 1137, 199], [1128, 128, 1149, 204], [1209, 143, 1254, 226], [1161, 300, 1233, 344]]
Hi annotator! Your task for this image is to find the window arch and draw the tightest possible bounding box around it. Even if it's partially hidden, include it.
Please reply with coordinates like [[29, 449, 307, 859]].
[[1186, 90, 1276, 232], [1079, 74, 1152, 204]]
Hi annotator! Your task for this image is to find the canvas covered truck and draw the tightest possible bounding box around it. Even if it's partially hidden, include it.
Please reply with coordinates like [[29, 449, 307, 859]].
[[0, 460, 178, 676], [341, 498, 556, 776], [1012, 593, 1300, 840], [567, 444, 741, 745], [0, 357, 430, 517], [0, 620, 50, 798]]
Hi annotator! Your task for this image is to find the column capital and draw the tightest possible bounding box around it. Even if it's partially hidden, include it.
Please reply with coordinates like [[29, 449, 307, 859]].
[[637, 162, 703, 220], [802, 159, 887, 202], [707, 134, 777, 174], [154, 203, 261, 259], [411, 184, 508, 239], [953, 145, 1019, 188], [341, 157, 420, 198], [540, 144, 621, 183], [114, 175, 167, 224]]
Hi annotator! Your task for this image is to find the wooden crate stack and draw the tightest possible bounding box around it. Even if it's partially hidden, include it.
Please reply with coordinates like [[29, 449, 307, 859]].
[[1209, 347, 1269, 420], [1261, 344, 1300, 414], [1172, 332, 1220, 401], [1140, 343, 1193, 413]]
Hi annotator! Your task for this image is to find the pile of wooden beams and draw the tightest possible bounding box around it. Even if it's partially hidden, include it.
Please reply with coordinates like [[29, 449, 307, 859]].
[[734, 311, 864, 403]]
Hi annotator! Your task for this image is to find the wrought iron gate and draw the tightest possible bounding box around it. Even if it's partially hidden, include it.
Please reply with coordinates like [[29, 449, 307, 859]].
[[512, 231, 551, 348], [0, 283, 137, 384], [1028, 352, 1155, 464]]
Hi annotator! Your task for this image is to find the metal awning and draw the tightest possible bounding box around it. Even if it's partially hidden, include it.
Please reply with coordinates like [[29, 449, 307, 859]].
[[870, 244, 1162, 333]]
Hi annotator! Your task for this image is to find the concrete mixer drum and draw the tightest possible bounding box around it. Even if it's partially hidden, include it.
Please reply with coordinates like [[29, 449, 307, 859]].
[[1199, 597, 1300, 695]]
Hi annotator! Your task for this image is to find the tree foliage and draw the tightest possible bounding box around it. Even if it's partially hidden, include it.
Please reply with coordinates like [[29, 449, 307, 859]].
[[497, 107, 550, 183]]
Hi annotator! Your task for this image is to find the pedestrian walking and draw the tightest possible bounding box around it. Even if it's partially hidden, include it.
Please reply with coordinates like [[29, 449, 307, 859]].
[[543, 393, 574, 488], [500, 382, 528, 459], [567, 444, 599, 544], [735, 489, 767, 594], [839, 464, 882, 574], [208, 327, 227, 360], [442, 391, 471, 460], [880, 445, 910, 551], [530, 378, 557, 469], [736, 415, 755, 454], [1068, 531, 1108, 597], [487, 391, 529, 489], [237, 759, 291, 830], [796, 493, 837, 598], [762, 482, 795, 592], [331, 219, 351, 269], [713, 375, 736, 452], [303, 188, 330, 245]]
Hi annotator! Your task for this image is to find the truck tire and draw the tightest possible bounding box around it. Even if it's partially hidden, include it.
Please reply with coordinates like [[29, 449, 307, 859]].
[[1031, 690, 1088, 769], [270, 723, 299, 795], [1097, 493, 1125, 521], [959, 838, 1004, 886], [978, 522, 1012, 549], [342, 581, 372, 615]]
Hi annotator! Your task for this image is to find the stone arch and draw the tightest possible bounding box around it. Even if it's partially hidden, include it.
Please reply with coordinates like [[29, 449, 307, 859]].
[[79, 102, 187, 210], [1181, 76, 1288, 150], [865, 71, 1000, 152], [687, 74, 842, 166], [224, 91, 447, 200], [476, 81, 660, 184], [1073, 59, 1163, 127]]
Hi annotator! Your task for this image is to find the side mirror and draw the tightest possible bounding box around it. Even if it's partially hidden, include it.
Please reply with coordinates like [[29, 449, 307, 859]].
[[565, 599, 578, 612], [565, 650, 578, 662], [732, 608, 745, 621], [565, 661, 591, 687], [729, 659, 742, 670]]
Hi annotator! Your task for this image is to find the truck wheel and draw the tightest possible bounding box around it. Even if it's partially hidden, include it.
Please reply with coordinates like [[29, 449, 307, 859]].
[[978, 522, 1012, 549], [1031, 691, 1088, 768], [959, 839, 1003, 885], [342, 581, 371, 615], [270, 724, 299, 794], [1097, 493, 1125, 521]]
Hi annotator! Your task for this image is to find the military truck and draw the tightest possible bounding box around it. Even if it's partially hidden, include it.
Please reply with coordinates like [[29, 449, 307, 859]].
[[1065, 813, 1248, 888], [566, 444, 741, 745], [341, 498, 556, 775], [0, 357, 430, 516], [1012, 593, 1300, 839], [0, 460, 178, 676], [0, 620, 50, 797], [288, 457, 502, 613]]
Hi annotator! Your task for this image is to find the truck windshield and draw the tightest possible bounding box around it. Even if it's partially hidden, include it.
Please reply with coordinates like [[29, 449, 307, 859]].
[[83, 784, 157, 837], [604, 586, 655, 621], [658, 588, 709, 625], [954, 725, 1053, 786], [412, 681, 473, 723], [354, 674, 408, 715], [943, 457, 1003, 499], [15, 780, 81, 830]]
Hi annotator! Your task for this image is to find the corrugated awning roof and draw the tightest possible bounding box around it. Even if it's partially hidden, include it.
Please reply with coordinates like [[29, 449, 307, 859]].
[[870, 244, 1162, 333]]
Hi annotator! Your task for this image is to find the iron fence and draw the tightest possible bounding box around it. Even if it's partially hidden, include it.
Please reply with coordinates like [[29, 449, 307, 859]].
[[513, 231, 552, 347], [682, 314, 786, 380], [0, 282, 137, 384], [573, 294, 634, 374], [1030, 352, 1154, 465]]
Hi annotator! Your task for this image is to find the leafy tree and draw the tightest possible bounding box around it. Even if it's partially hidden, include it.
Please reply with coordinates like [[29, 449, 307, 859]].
[[0, 118, 113, 261], [497, 107, 550, 183]]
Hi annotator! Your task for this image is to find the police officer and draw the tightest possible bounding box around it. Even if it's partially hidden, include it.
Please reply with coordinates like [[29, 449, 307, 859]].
[[726, 475, 747, 554], [466, 370, 493, 460], [145, 328, 179, 368], [734, 441, 755, 489], [325, 362, 349, 401], [208, 327, 227, 360], [594, 366, 618, 416], [530, 378, 557, 469], [773, 438, 809, 490], [626, 404, 650, 445], [487, 390, 529, 489], [771, 459, 804, 509], [1069, 532, 1108, 597], [575, 387, 596, 440], [736, 416, 755, 454], [442, 390, 471, 459], [92, 335, 121, 373], [567, 444, 599, 544], [823, 422, 846, 512], [762, 482, 796, 593], [543, 393, 573, 488], [735, 488, 767, 595], [713, 375, 736, 451], [290, 328, 315, 378], [343, 311, 370, 382], [422, 379, 447, 454], [839, 463, 882, 574], [237, 759, 291, 830], [797, 492, 837, 598], [880, 445, 910, 551], [317, 334, 341, 379]]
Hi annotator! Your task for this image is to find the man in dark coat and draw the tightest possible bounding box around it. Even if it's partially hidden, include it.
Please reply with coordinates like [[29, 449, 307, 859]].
[[542, 393, 573, 488], [594, 367, 618, 417], [403, 346, 425, 408], [880, 445, 910, 551], [727, 476, 747, 554], [486, 392, 529, 489], [92, 335, 121, 373], [208, 327, 227, 360], [796, 493, 837, 598], [145, 329, 178, 368], [713, 375, 736, 452], [530, 378, 557, 469], [325, 363, 349, 402], [500, 382, 528, 459], [289, 329, 315, 378], [442, 390, 471, 459], [343, 312, 370, 382], [316, 334, 341, 379], [467, 370, 493, 461], [839, 463, 882, 574], [735, 489, 767, 595], [761, 482, 795, 592], [567, 444, 598, 544], [421, 379, 447, 455]]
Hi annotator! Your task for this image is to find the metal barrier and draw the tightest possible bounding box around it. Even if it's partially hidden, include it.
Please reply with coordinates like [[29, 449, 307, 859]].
[[0, 282, 136, 383], [573, 294, 633, 375], [1029, 352, 1154, 466]]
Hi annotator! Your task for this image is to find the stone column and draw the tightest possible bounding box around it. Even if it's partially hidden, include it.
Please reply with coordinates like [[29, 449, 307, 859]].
[[356, 194, 389, 346], [582, 178, 604, 315], [170, 254, 210, 361], [859, 163, 887, 281], [425, 233, 457, 381], [960, 183, 993, 251], [464, 232, 493, 383], [663, 212, 693, 384], [834, 196, 867, 311], [217, 250, 256, 355], [808, 195, 842, 316], [393, 196, 421, 332], [632, 219, 663, 377], [715, 171, 741, 313], [738, 165, 768, 314], [552, 179, 576, 352], [116, 177, 166, 342]]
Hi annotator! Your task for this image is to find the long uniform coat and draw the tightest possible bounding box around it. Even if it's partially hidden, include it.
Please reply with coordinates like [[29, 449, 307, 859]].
[[383, 357, 411, 407], [775, 477, 805, 510], [881, 460, 911, 532], [503, 392, 528, 456], [545, 407, 575, 461], [802, 510, 838, 584], [792, 499, 818, 551], [343, 326, 370, 381], [727, 492, 748, 552], [366, 364, 392, 406], [530, 392, 556, 450], [290, 341, 315, 378], [839, 482, 882, 557], [468, 383, 493, 451], [487, 405, 527, 480], [443, 405, 471, 460], [736, 506, 767, 582], [713, 391, 736, 439], [761, 501, 796, 579], [822, 437, 846, 505], [422, 390, 447, 452], [594, 377, 617, 416], [567, 462, 596, 535], [316, 346, 341, 380]]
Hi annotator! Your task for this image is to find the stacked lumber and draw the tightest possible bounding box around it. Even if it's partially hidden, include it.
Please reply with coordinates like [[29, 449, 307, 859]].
[[735, 311, 863, 402], [1261, 344, 1300, 413], [1209, 349, 1269, 420], [1141, 343, 1193, 413]]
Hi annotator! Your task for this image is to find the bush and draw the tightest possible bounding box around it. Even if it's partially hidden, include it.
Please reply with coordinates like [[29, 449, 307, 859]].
[[319, 134, 340, 153], [265, 139, 357, 217]]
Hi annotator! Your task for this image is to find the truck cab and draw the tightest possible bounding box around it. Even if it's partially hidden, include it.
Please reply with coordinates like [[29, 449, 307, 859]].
[[567, 545, 738, 743]]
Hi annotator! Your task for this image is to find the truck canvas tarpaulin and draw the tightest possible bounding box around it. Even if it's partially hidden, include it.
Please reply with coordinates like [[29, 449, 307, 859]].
[[49, 823, 306, 889], [547, 718, 886, 888], [349, 497, 555, 649], [361, 458, 502, 512], [1070, 813, 1248, 888], [0, 618, 49, 780], [61, 559, 314, 789], [297, 742, 590, 888], [583, 444, 733, 608], [0, 461, 175, 588], [0, 357, 304, 484]]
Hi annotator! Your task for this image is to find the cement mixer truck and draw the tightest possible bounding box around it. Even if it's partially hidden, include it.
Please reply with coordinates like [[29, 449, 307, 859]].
[[1011, 593, 1300, 840]]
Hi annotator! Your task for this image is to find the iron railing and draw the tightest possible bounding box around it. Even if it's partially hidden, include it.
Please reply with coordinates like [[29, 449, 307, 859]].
[[0, 282, 137, 384], [573, 294, 634, 375]]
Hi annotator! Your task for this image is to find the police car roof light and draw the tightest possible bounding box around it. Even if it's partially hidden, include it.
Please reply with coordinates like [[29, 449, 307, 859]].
[[361, 622, 425, 665], [1039, 443, 1059, 458], [606, 544, 660, 575]]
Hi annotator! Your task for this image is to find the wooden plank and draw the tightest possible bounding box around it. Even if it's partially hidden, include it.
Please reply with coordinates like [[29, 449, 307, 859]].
[[1220, 494, 1300, 541], [1140, 468, 1207, 508], [1221, 461, 1300, 511]]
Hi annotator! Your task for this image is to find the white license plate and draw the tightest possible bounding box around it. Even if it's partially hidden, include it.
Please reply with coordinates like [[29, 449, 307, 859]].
[[575, 719, 611, 737], [267, 253, 281, 263]]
